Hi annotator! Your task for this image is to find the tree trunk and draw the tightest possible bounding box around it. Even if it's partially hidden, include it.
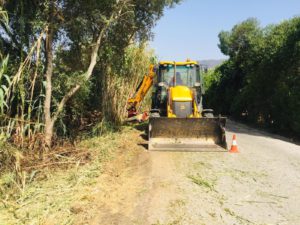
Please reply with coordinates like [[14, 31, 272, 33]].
[[42, 1, 127, 148], [44, 24, 54, 149], [51, 9, 121, 122], [44, 119, 54, 148]]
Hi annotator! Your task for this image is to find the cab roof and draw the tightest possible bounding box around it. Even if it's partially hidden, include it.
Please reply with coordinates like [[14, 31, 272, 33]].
[[159, 60, 199, 66]]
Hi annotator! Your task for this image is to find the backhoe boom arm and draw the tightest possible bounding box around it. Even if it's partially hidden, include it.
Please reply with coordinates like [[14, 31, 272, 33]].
[[127, 65, 155, 117]]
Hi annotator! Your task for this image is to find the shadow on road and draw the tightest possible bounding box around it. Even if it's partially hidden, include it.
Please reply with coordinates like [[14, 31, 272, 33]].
[[132, 119, 299, 150], [138, 143, 148, 150], [133, 122, 148, 132], [226, 119, 300, 146], [140, 133, 148, 141]]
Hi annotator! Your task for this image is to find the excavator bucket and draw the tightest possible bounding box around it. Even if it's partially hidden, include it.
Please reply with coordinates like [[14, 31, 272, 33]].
[[148, 117, 227, 151]]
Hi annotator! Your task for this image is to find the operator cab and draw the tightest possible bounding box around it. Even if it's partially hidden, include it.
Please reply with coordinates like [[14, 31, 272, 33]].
[[158, 61, 201, 88], [151, 60, 204, 117]]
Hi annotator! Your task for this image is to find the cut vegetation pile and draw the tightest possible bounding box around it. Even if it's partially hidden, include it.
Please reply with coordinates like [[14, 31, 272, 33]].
[[0, 126, 135, 224]]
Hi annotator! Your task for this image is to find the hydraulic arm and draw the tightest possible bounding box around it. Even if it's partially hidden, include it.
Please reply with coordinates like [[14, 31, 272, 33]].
[[127, 65, 155, 118]]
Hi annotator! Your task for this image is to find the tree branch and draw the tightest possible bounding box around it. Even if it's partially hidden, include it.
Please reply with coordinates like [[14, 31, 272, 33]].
[[51, 1, 130, 122]]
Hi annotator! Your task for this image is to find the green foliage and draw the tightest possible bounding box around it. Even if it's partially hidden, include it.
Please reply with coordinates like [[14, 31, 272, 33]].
[[0, 0, 182, 143], [188, 174, 215, 191], [98, 43, 156, 124], [0, 3, 182, 221], [206, 17, 300, 137]]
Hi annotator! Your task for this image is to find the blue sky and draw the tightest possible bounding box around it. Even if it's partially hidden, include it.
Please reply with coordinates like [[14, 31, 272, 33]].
[[150, 0, 300, 60]]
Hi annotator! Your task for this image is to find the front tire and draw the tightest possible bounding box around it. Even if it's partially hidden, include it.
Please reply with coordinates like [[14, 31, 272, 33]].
[[202, 109, 214, 118]]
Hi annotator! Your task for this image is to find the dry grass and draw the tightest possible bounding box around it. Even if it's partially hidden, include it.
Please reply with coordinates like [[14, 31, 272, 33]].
[[0, 126, 134, 224]]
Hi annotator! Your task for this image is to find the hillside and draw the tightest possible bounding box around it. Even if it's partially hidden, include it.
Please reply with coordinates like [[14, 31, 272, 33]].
[[198, 59, 226, 68]]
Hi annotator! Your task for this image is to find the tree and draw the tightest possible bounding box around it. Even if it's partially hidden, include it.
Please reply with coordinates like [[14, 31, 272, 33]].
[[43, 0, 134, 148], [0, 0, 182, 148], [206, 17, 300, 137]]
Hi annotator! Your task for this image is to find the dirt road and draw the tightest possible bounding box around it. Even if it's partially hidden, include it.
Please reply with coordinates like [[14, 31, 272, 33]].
[[76, 120, 300, 225]]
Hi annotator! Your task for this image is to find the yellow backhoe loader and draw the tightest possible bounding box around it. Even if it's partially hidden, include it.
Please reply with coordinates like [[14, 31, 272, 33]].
[[127, 60, 227, 151]]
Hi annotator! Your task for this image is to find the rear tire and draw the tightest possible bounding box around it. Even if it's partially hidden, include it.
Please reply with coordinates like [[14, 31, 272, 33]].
[[150, 109, 160, 118], [150, 112, 160, 118], [202, 109, 214, 118], [203, 113, 214, 118]]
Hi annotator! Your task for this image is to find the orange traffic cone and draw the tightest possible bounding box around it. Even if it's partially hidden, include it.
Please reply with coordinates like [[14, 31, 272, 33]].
[[229, 134, 239, 153]]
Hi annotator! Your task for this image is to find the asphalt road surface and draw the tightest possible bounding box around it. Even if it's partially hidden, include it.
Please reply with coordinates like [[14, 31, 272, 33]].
[[77, 120, 300, 225]]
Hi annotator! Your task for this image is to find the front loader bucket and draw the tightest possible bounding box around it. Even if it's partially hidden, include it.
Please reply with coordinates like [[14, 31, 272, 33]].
[[148, 117, 227, 151]]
